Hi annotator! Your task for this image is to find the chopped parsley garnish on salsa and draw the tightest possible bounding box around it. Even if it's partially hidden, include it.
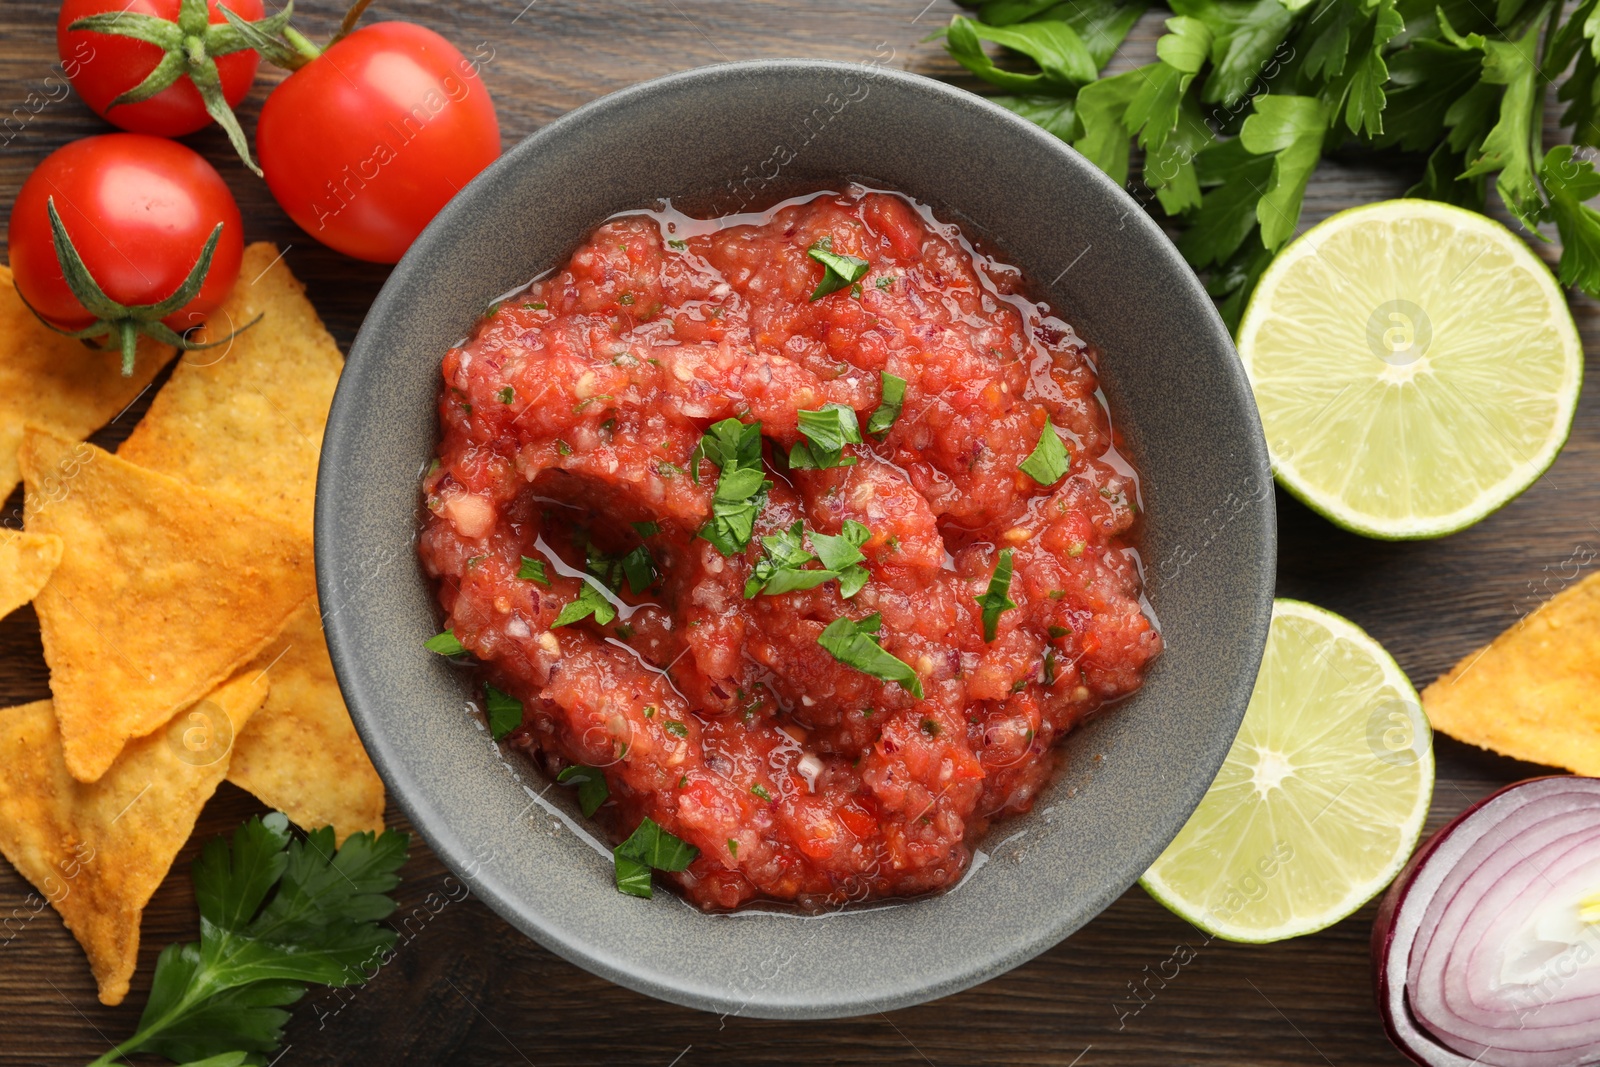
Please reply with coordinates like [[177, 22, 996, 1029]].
[[663, 719, 688, 737], [1019, 417, 1070, 485], [497, 386, 514, 403], [866, 372, 907, 437], [621, 544, 656, 595], [518, 556, 550, 584], [750, 783, 773, 801], [745, 519, 872, 599], [632, 520, 660, 538], [976, 548, 1018, 643], [613, 817, 699, 899], [818, 612, 924, 698], [745, 521, 832, 597], [693, 418, 771, 555], [810, 520, 871, 598], [424, 631, 467, 656], [807, 241, 870, 301], [557, 764, 609, 817], [790, 404, 862, 470], [553, 580, 618, 628], [484, 684, 523, 740]]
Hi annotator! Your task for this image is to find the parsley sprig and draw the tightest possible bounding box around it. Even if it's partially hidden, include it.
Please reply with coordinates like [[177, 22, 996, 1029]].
[[940, 0, 1600, 325], [87, 814, 407, 1067]]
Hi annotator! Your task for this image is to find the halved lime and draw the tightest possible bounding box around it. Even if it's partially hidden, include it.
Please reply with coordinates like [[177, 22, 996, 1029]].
[[1140, 599, 1434, 942], [1237, 199, 1582, 539]]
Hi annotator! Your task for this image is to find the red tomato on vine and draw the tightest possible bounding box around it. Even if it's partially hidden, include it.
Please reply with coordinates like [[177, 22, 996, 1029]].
[[255, 17, 502, 262], [57, 0, 289, 174], [8, 134, 246, 374]]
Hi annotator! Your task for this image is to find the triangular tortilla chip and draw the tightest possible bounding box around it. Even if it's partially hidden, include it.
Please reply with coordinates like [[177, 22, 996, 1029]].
[[120, 242, 342, 539], [0, 263, 175, 501], [0, 529, 62, 621], [20, 429, 314, 782], [118, 244, 383, 839], [0, 672, 267, 1005], [1423, 571, 1600, 775], [228, 601, 384, 844]]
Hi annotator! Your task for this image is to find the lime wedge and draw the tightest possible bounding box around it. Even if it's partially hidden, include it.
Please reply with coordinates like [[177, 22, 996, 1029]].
[[1237, 199, 1582, 539], [1140, 599, 1434, 942]]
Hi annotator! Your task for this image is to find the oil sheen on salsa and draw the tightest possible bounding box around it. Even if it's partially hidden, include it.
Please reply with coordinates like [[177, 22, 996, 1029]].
[[418, 187, 1160, 910]]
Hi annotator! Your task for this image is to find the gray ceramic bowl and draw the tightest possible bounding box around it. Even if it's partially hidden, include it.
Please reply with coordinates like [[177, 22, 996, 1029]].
[[317, 59, 1275, 1019]]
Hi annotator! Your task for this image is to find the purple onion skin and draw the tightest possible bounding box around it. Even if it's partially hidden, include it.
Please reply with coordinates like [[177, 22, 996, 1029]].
[[1370, 776, 1587, 1066]]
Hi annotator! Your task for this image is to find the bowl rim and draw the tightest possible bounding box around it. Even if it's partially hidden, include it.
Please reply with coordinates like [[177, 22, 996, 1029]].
[[318, 56, 1276, 1018]]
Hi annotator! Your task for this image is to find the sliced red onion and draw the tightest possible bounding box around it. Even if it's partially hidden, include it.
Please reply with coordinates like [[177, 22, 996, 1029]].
[[1373, 776, 1600, 1067]]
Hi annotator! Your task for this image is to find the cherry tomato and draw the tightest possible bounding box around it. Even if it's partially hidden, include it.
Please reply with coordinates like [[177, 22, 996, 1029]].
[[256, 22, 500, 263], [9, 133, 243, 333], [57, 0, 264, 138]]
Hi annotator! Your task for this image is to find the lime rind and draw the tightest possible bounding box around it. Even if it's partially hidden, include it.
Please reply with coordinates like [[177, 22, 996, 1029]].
[[1237, 199, 1583, 540], [1139, 599, 1435, 943]]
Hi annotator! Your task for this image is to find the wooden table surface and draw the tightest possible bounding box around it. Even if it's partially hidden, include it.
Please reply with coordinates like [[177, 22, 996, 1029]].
[[0, 2, 1587, 1063]]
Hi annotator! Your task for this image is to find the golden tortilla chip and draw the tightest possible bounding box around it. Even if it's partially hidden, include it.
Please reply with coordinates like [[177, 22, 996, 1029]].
[[0, 672, 268, 1005], [0, 529, 62, 621], [1423, 571, 1600, 775], [119, 242, 342, 539], [118, 243, 383, 839], [20, 429, 314, 782], [229, 601, 384, 844], [0, 263, 175, 501]]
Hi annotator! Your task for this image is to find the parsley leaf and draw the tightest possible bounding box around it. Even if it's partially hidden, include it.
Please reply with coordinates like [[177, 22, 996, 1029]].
[[1074, 69, 1143, 184], [1447, 18, 1545, 228], [976, 548, 1019, 642], [810, 519, 873, 598], [424, 631, 467, 656], [866, 372, 907, 436], [557, 764, 610, 817], [694, 415, 774, 556], [1125, 17, 1214, 152], [518, 556, 550, 584], [613, 817, 699, 899], [790, 403, 863, 469], [1178, 137, 1277, 268], [632, 520, 660, 538], [1238, 95, 1330, 250], [746, 520, 873, 598], [1322, 0, 1404, 136], [992, 93, 1079, 139], [943, 13, 1100, 90], [807, 243, 871, 300], [484, 684, 523, 740], [694, 418, 772, 555], [553, 580, 618, 627], [1171, 0, 1297, 108], [1019, 416, 1071, 484], [91, 813, 406, 1065], [1542, 147, 1600, 292], [621, 544, 656, 595], [745, 521, 834, 597], [818, 613, 924, 698]]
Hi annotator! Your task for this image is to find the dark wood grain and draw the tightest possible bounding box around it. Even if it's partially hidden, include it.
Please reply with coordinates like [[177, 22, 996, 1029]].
[[0, 1, 1585, 1063]]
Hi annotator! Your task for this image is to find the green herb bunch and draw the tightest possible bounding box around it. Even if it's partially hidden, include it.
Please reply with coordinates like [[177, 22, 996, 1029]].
[[88, 813, 408, 1067], [942, 0, 1600, 328]]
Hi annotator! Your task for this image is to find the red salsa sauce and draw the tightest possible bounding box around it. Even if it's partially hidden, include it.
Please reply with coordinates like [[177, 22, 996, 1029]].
[[418, 186, 1160, 910]]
